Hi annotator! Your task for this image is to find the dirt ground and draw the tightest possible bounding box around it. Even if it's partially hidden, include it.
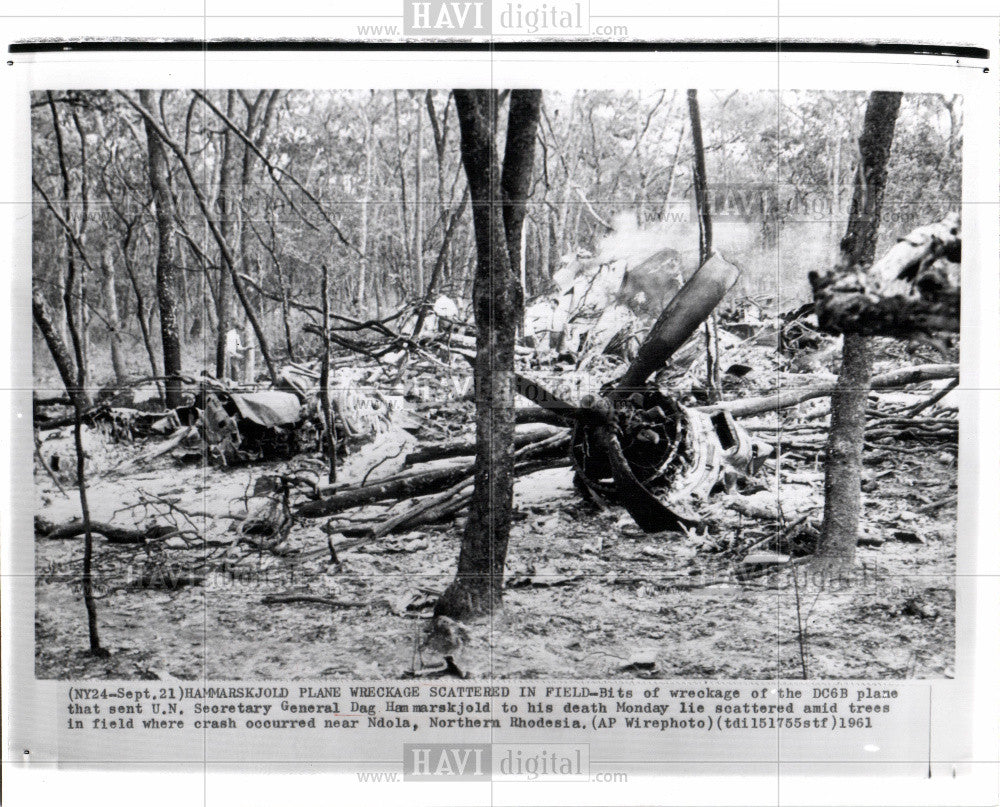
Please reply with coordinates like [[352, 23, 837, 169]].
[[34, 395, 956, 681]]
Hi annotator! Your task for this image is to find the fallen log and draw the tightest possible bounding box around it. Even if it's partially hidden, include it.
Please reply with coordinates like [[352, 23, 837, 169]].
[[447, 331, 534, 357], [115, 424, 197, 470], [905, 378, 959, 417], [261, 593, 362, 608], [298, 431, 571, 518], [315, 464, 448, 497], [701, 363, 958, 419], [38, 519, 177, 544], [360, 476, 474, 540], [402, 424, 564, 466], [514, 405, 571, 426], [36, 405, 106, 431], [35, 400, 177, 433], [330, 456, 571, 549], [413, 483, 477, 525], [34, 394, 72, 406], [298, 463, 477, 518]]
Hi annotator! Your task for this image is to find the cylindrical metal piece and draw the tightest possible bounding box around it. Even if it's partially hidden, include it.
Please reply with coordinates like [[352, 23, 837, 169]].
[[616, 252, 740, 391]]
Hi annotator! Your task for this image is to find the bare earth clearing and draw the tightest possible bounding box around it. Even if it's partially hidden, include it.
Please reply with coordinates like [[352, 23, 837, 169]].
[[35, 387, 955, 681]]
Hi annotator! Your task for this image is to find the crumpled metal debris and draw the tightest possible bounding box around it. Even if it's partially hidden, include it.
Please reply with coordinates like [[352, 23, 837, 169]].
[[202, 393, 244, 465], [198, 389, 312, 466], [228, 391, 301, 427], [571, 386, 771, 533]]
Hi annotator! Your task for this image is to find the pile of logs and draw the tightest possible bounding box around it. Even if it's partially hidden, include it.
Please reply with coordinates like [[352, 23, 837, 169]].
[[296, 425, 572, 550]]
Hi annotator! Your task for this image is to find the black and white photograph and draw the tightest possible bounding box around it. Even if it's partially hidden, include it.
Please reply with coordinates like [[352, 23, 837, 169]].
[[30, 85, 963, 681]]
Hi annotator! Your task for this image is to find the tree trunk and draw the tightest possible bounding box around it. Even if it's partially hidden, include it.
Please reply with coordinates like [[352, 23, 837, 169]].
[[393, 91, 412, 291], [32, 290, 85, 406], [686, 89, 722, 402], [538, 210, 551, 285], [830, 135, 842, 242], [100, 247, 128, 384], [357, 112, 374, 307], [71, 108, 93, 392], [120, 243, 162, 401], [80, 262, 91, 388], [271, 241, 296, 360], [662, 118, 686, 220], [125, 91, 279, 386], [35, 102, 103, 654], [410, 187, 469, 339], [238, 91, 278, 370], [817, 333, 873, 567], [46, 93, 88, 395], [687, 90, 712, 260], [814, 90, 902, 572], [215, 91, 240, 378], [501, 90, 542, 292], [435, 89, 540, 621], [319, 263, 337, 484], [53, 251, 68, 345], [138, 90, 184, 408], [413, 94, 425, 295]]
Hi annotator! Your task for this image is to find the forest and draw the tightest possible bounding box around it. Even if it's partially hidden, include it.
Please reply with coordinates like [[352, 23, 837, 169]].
[[32, 88, 961, 680]]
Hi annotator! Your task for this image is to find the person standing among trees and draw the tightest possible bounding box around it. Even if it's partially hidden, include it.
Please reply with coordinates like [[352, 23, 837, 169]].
[[224, 325, 244, 383], [242, 319, 257, 384]]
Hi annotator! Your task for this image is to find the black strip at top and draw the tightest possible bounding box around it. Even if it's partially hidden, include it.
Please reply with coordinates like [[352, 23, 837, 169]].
[[7, 39, 990, 60]]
